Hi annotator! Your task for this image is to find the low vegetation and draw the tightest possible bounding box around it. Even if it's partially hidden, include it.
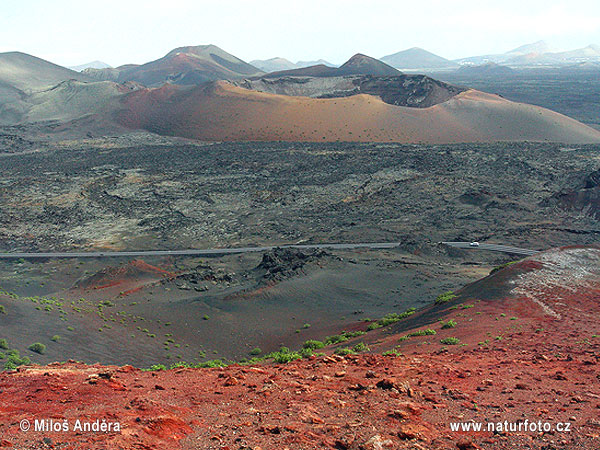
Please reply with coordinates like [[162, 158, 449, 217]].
[[435, 291, 457, 305], [441, 319, 457, 329], [440, 337, 460, 345], [367, 308, 416, 330], [28, 342, 46, 354]]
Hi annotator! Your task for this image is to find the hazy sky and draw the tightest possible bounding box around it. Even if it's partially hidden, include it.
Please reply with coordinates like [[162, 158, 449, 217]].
[[1, 0, 599, 67]]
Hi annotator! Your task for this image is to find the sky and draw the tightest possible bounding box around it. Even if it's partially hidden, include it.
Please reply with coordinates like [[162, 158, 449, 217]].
[[1, 0, 599, 67]]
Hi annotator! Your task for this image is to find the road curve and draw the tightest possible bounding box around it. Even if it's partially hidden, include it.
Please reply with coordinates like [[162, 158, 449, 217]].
[[0, 242, 401, 259], [442, 242, 540, 256]]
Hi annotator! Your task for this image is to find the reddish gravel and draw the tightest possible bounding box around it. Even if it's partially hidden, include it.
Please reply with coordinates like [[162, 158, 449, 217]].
[[0, 247, 599, 449]]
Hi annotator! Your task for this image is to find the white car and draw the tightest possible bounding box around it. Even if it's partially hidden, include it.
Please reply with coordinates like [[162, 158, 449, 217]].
[[469, 242, 480, 247]]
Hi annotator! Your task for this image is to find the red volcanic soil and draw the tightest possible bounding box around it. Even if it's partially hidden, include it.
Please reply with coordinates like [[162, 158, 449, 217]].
[[75, 259, 175, 292], [113, 81, 600, 144], [1, 247, 599, 449]]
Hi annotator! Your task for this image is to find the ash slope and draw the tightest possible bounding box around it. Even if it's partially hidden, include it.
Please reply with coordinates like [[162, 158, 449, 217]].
[[0, 247, 599, 450]]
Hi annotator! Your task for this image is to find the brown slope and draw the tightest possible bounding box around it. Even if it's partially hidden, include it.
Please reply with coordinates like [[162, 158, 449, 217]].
[[113, 81, 600, 144]]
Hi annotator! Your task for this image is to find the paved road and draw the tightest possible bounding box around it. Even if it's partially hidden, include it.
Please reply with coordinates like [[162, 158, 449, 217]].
[[0, 242, 402, 259], [442, 242, 540, 256], [0, 241, 541, 259]]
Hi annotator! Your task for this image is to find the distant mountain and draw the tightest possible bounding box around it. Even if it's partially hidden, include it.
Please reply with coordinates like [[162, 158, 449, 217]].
[[552, 45, 600, 62], [381, 47, 458, 69], [506, 40, 552, 56], [263, 53, 400, 78], [0, 51, 91, 93], [456, 41, 600, 67], [250, 57, 297, 73], [296, 59, 336, 68], [69, 61, 112, 72], [114, 44, 263, 86]]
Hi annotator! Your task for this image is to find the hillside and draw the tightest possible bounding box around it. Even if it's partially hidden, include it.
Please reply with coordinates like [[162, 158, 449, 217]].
[[114, 44, 263, 86], [0, 51, 91, 92], [0, 246, 598, 449], [263, 53, 400, 78], [112, 81, 600, 144], [381, 47, 458, 69]]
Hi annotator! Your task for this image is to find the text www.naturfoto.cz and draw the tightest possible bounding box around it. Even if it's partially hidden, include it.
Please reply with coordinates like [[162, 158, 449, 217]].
[[450, 420, 572, 433]]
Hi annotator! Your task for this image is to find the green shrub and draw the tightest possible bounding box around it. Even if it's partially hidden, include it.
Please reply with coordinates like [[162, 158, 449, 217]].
[[28, 342, 46, 354], [342, 330, 366, 338], [435, 291, 457, 305], [0, 339, 8, 350], [202, 315, 210, 320], [367, 308, 416, 330], [143, 364, 167, 371], [299, 347, 314, 358], [440, 337, 460, 345], [352, 342, 370, 352], [382, 348, 402, 357], [302, 323, 311, 329], [249, 347, 262, 356], [196, 359, 228, 368], [490, 260, 518, 275], [408, 328, 436, 337], [303, 340, 325, 350], [0, 305, 5, 314], [271, 351, 302, 364], [324, 334, 348, 345], [441, 319, 457, 329], [334, 347, 355, 356], [51, 335, 60, 342], [4, 350, 30, 370]]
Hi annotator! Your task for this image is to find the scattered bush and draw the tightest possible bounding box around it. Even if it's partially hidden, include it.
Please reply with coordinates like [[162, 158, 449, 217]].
[[367, 308, 416, 330], [51, 335, 60, 342], [202, 315, 210, 320], [490, 260, 518, 275], [352, 342, 370, 352], [303, 340, 325, 350], [0, 305, 5, 314], [0, 339, 8, 350], [408, 328, 436, 337], [334, 347, 354, 356], [143, 364, 167, 371], [265, 346, 302, 364], [28, 342, 46, 354], [4, 350, 30, 370], [435, 291, 457, 305], [440, 337, 460, 345], [441, 319, 457, 329], [324, 334, 348, 345], [299, 347, 314, 358]]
